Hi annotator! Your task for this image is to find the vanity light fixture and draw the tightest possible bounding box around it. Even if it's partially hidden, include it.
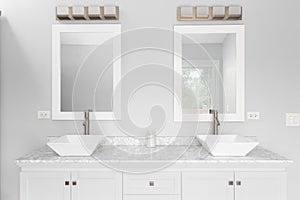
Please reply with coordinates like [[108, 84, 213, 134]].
[[177, 6, 242, 21], [88, 6, 103, 20], [226, 6, 243, 20], [72, 6, 88, 20], [56, 5, 119, 21], [195, 6, 212, 20], [177, 6, 195, 20], [212, 6, 226, 20], [103, 6, 119, 20], [56, 6, 72, 20]]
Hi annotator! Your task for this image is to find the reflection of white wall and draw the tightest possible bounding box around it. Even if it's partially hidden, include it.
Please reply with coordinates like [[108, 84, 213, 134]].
[[61, 43, 113, 112], [222, 34, 237, 113], [61, 44, 94, 111], [183, 43, 223, 60]]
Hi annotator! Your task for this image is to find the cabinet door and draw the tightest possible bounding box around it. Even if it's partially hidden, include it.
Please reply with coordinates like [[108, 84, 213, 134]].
[[182, 171, 234, 200], [71, 171, 122, 200], [20, 172, 70, 200], [235, 172, 287, 200]]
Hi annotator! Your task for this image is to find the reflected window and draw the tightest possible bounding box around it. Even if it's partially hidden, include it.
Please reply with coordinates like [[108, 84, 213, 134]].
[[182, 60, 219, 114]]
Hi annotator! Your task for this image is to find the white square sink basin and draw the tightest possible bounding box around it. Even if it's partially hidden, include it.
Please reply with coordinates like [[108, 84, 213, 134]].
[[47, 135, 104, 156], [197, 135, 259, 156]]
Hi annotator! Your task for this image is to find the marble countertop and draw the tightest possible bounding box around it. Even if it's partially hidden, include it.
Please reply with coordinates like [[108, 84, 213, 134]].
[[16, 144, 292, 165]]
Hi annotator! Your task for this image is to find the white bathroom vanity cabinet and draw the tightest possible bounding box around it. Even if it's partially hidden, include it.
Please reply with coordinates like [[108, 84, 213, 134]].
[[17, 145, 291, 200]]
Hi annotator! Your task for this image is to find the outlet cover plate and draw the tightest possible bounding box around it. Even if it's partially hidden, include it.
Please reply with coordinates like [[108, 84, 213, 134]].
[[38, 111, 51, 119], [247, 112, 260, 120], [286, 113, 300, 127]]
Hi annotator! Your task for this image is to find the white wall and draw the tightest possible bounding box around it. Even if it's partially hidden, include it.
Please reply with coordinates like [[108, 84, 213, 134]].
[[1, 0, 300, 200]]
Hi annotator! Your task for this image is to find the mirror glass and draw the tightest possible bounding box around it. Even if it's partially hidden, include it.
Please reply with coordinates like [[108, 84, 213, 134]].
[[181, 33, 236, 114], [52, 25, 121, 120], [60, 33, 113, 112], [174, 25, 244, 121]]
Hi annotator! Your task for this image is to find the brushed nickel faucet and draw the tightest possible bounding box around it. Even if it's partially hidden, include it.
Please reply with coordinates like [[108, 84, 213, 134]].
[[83, 110, 92, 135], [209, 109, 220, 135]]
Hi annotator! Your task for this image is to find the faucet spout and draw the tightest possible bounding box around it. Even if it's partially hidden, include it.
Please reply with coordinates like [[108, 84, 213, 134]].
[[83, 109, 92, 135], [209, 109, 220, 135]]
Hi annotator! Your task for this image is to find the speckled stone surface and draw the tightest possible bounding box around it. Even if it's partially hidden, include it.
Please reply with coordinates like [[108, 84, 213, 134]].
[[46, 136, 198, 146], [16, 143, 292, 164]]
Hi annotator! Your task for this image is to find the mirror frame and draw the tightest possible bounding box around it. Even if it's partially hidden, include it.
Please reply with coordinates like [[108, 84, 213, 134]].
[[173, 25, 245, 122], [52, 24, 121, 120]]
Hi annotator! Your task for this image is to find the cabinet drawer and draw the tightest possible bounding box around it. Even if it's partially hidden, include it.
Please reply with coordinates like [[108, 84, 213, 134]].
[[123, 172, 181, 195], [124, 195, 181, 200]]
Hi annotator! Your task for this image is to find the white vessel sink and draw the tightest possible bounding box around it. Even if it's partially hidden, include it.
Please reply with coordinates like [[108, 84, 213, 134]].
[[197, 135, 259, 156], [47, 135, 104, 156]]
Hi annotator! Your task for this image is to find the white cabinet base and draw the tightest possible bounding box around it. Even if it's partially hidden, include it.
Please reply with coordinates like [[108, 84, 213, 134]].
[[19, 166, 288, 200], [182, 171, 287, 200], [235, 172, 287, 200], [71, 171, 122, 200], [20, 171, 122, 200], [183, 172, 234, 200], [123, 172, 181, 195], [20, 172, 70, 200]]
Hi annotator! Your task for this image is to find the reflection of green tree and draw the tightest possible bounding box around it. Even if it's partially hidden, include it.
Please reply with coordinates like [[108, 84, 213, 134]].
[[182, 68, 211, 109]]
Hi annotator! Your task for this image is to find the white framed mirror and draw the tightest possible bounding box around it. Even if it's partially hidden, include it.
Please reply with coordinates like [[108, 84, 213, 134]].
[[174, 25, 245, 121], [52, 24, 121, 120]]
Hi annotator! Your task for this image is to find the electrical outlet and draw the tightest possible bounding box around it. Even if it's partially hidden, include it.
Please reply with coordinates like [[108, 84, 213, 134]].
[[286, 113, 300, 127], [38, 111, 51, 119], [247, 112, 260, 120]]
